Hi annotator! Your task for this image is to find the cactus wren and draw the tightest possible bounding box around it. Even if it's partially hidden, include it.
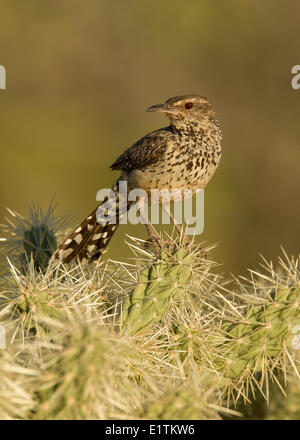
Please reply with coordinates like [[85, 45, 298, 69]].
[[53, 95, 222, 263]]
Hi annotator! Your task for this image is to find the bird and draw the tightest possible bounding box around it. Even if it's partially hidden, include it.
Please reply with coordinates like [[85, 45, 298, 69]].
[[52, 94, 222, 264]]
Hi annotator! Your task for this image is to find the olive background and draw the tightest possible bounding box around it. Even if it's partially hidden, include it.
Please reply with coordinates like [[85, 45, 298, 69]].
[[0, 0, 299, 275]]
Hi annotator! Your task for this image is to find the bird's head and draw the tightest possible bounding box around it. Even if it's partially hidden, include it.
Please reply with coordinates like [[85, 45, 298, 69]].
[[146, 95, 217, 131]]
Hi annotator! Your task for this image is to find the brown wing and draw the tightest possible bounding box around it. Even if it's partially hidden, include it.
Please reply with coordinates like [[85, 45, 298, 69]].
[[110, 126, 175, 172]]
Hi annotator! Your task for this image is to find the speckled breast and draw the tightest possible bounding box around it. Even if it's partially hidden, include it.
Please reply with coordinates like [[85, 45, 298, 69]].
[[124, 146, 221, 203]]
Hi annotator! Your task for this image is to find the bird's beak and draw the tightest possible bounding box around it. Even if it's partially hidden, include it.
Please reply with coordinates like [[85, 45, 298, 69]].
[[146, 103, 178, 114]]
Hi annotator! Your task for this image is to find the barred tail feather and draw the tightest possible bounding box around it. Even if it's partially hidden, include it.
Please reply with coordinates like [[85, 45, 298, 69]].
[[53, 181, 130, 263]]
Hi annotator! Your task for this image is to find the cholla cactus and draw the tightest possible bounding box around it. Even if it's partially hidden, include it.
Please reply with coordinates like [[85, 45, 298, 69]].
[[2, 255, 110, 344], [171, 253, 300, 406], [121, 246, 206, 335], [140, 385, 221, 420], [0, 200, 71, 273], [32, 323, 144, 420], [1, 200, 300, 419], [20, 224, 57, 273], [120, 238, 300, 409], [210, 286, 300, 381], [0, 351, 36, 419], [2, 262, 68, 342], [266, 375, 300, 420]]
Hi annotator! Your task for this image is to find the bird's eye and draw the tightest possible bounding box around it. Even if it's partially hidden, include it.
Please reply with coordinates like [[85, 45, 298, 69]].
[[185, 102, 193, 109]]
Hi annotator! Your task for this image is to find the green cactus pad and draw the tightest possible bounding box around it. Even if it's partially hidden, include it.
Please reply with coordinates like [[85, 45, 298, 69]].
[[121, 249, 194, 335]]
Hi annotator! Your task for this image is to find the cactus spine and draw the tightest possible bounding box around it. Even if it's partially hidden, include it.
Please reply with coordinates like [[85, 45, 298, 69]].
[[20, 224, 57, 273], [33, 325, 140, 419], [140, 387, 220, 420], [121, 249, 193, 335], [174, 286, 300, 394]]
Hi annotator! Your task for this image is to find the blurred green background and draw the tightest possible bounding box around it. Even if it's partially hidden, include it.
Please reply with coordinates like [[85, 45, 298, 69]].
[[0, 0, 299, 275]]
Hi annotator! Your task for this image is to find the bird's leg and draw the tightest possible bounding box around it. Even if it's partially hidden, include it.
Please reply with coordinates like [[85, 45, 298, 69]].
[[137, 197, 161, 258], [143, 221, 161, 258], [162, 204, 190, 245], [162, 204, 183, 236]]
